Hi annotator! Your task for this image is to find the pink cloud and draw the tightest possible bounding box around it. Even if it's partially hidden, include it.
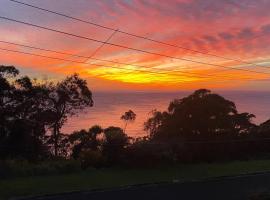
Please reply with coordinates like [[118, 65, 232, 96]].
[[1, 0, 270, 90]]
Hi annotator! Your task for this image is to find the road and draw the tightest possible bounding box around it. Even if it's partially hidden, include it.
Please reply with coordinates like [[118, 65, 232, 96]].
[[25, 173, 270, 200]]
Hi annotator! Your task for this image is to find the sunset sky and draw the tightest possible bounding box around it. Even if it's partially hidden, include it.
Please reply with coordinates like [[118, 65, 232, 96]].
[[0, 0, 270, 91]]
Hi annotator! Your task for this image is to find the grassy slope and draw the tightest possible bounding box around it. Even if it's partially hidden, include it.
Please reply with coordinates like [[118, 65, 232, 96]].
[[2, 159, 270, 199]]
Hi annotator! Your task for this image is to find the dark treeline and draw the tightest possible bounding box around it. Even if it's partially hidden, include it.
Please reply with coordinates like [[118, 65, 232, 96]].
[[0, 65, 93, 160], [1, 65, 270, 169]]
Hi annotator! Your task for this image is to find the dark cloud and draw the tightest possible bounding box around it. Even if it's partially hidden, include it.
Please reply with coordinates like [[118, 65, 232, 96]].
[[218, 32, 234, 40], [139, 0, 262, 21], [237, 28, 255, 39], [191, 38, 205, 49], [261, 24, 270, 34], [203, 35, 218, 43]]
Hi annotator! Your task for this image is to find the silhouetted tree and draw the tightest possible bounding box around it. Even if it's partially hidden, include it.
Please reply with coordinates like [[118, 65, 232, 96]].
[[0, 65, 19, 77], [0, 66, 18, 119], [121, 110, 136, 133], [256, 120, 270, 136], [0, 66, 93, 159], [69, 129, 88, 159], [0, 66, 50, 159], [69, 125, 103, 159], [145, 89, 255, 140], [69, 125, 104, 168], [103, 126, 129, 164], [0, 66, 18, 134], [88, 125, 103, 150], [3, 65, 270, 165], [46, 74, 93, 156], [144, 109, 168, 138]]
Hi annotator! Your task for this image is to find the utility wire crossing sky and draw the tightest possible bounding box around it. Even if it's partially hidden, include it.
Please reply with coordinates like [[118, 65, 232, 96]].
[[0, 0, 270, 91]]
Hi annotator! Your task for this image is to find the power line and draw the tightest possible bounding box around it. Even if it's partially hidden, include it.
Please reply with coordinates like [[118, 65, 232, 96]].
[[0, 40, 208, 78], [61, 29, 119, 66], [0, 40, 262, 80], [8, 0, 269, 71], [84, 29, 119, 63], [1, 16, 270, 76], [0, 47, 208, 80], [1, 46, 265, 83]]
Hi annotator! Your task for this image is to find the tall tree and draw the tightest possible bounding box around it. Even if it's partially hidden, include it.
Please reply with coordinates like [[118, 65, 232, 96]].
[[0, 66, 19, 156], [46, 74, 93, 156], [0, 66, 51, 159], [0, 66, 17, 131], [121, 110, 136, 133]]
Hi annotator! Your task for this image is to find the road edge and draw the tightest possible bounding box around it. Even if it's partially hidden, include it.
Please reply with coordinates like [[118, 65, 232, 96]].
[[13, 170, 270, 200]]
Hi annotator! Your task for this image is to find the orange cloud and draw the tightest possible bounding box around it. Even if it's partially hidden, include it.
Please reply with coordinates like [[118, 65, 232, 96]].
[[0, 0, 270, 91]]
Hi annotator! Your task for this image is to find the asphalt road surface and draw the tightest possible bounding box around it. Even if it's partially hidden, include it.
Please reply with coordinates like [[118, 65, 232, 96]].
[[25, 173, 270, 200]]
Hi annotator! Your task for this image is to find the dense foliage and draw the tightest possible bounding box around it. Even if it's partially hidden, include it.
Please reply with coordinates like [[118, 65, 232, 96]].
[[0, 65, 93, 159], [1, 65, 270, 169], [144, 89, 256, 140]]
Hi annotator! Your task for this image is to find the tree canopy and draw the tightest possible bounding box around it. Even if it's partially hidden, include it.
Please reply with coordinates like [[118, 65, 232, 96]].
[[121, 110, 136, 133], [45, 74, 93, 156], [145, 89, 256, 140], [0, 65, 93, 159], [2, 67, 270, 167]]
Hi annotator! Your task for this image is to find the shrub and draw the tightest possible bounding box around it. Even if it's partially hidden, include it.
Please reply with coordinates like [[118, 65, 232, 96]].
[[79, 150, 105, 169]]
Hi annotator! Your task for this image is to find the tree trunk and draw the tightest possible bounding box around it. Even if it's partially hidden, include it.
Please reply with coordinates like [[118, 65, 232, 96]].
[[53, 123, 59, 157], [123, 122, 128, 134]]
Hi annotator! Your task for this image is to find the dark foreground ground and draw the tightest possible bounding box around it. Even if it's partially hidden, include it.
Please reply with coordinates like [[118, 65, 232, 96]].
[[23, 173, 270, 200]]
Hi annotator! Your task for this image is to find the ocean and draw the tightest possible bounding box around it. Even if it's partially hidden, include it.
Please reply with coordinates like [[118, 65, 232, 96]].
[[62, 91, 270, 137]]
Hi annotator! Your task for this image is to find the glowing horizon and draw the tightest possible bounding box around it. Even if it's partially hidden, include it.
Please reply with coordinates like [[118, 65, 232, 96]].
[[0, 0, 270, 91]]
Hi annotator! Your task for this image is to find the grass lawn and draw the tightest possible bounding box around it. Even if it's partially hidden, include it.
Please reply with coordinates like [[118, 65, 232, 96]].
[[2, 159, 270, 199]]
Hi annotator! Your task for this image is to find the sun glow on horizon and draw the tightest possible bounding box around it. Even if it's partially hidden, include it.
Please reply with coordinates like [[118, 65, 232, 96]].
[[1, 0, 270, 91]]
